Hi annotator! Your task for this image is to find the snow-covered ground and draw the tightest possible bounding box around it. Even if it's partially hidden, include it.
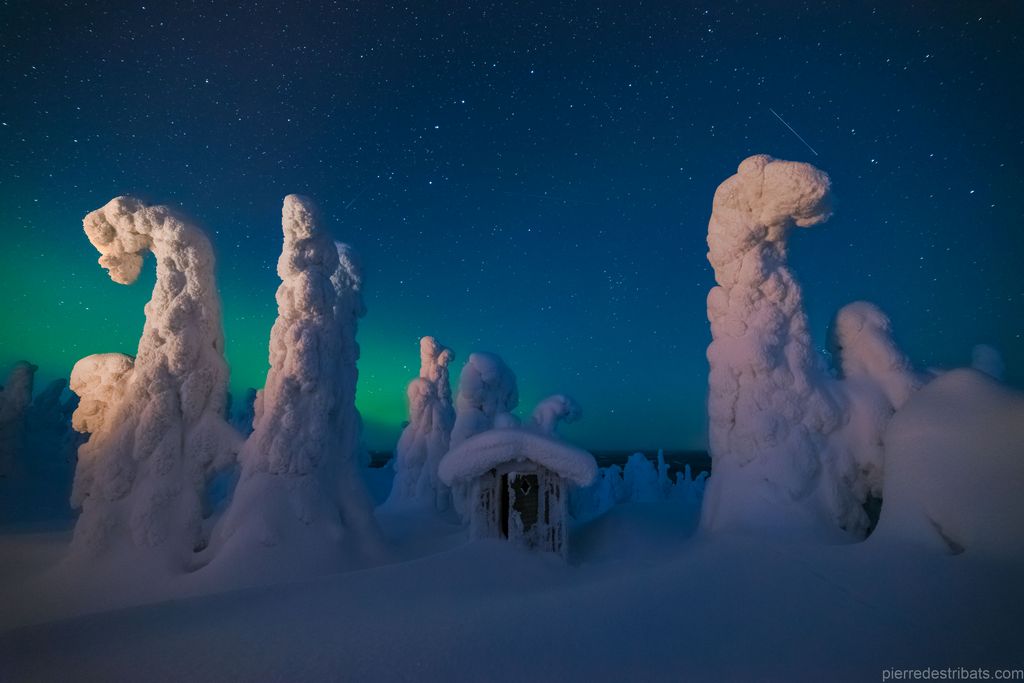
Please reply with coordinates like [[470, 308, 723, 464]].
[[1, 470, 1021, 682]]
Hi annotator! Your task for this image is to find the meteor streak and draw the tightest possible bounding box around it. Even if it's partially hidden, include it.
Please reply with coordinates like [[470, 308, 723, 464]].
[[769, 107, 819, 156]]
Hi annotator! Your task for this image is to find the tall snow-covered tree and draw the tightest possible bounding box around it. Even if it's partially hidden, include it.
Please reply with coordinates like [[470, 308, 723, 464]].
[[67, 197, 239, 569], [701, 156, 929, 539], [0, 361, 37, 477], [701, 155, 851, 538], [210, 195, 379, 573], [387, 336, 456, 509]]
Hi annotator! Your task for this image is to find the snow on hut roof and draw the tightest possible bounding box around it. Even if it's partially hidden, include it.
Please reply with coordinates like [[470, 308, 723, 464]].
[[439, 428, 598, 487]]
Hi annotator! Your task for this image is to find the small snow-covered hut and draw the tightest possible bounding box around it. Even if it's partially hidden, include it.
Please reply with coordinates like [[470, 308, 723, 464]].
[[438, 428, 597, 557]]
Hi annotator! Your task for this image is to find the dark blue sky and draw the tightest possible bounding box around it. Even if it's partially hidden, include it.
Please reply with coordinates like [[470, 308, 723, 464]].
[[1, 1, 1021, 450]]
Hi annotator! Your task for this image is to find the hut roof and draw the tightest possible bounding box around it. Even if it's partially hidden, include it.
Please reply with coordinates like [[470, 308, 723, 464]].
[[439, 428, 598, 487]]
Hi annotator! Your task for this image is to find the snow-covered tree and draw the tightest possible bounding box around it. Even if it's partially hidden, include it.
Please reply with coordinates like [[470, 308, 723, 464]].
[[332, 240, 375, 474], [67, 197, 240, 569], [702, 155, 852, 538], [210, 195, 379, 573], [823, 301, 921, 528], [24, 378, 77, 463], [26, 379, 69, 436], [231, 387, 258, 436], [701, 157, 931, 539], [623, 452, 663, 503], [529, 394, 581, 436], [388, 336, 456, 509], [829, 301, 920, 410], [446, 352, 519, 516], [0, 361, 37, 477], [450, 352, 518, 449]]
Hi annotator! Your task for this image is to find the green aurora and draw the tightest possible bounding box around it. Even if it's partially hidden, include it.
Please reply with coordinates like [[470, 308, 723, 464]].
[[1, 204, 707, 452]]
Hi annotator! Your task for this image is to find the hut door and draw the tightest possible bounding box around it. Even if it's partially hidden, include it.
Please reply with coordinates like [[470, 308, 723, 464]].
[[509, 473, 540, 533], [499, 474, 510, 538]]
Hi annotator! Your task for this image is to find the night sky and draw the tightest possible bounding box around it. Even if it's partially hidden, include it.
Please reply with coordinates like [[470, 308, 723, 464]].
[[1, 2, 1022, 451]]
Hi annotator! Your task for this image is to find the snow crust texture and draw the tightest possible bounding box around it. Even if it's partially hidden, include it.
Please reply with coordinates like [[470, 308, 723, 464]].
[[68, 197, 239, 568]]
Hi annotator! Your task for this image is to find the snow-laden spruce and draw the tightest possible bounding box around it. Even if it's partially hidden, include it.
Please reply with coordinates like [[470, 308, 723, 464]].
[[823, 301, 922, 513], [446, 352, 520, 515], [0, 374, 81, 524], [387, 336, 456, 509], [529, 394, 581, 436], [829, 301, 920, 409], [0, 361, 37, 477], [702, 157, 927, 539], [450, 352, 519, 449], [570, 451, 708, 523], [26, 379, 71, 441], [230, 387, 258, 436], [702, 155, 848, 537], [210, 195, 380, 574], [67, 198, 239, 569], [24, 378, 79, 472]]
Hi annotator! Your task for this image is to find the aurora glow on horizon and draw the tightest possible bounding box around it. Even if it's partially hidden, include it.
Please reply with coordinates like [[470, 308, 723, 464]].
[[1, 2, 1022, 452]]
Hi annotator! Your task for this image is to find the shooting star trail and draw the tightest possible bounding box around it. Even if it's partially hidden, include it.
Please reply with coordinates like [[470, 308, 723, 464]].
[[769, 107, 819, 156], [343, 183, 371, 210]]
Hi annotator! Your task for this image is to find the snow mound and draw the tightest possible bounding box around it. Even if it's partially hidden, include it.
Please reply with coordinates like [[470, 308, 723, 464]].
[[871, 368, 1024, 560], [439, 428, 597, 488]]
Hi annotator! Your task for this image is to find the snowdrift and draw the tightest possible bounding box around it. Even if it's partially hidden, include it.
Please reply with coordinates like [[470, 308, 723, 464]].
[[871, 369, 1024, 560]]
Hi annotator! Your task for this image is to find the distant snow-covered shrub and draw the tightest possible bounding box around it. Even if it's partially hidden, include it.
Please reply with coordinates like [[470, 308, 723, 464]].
[[570, 450, 707, 523]]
